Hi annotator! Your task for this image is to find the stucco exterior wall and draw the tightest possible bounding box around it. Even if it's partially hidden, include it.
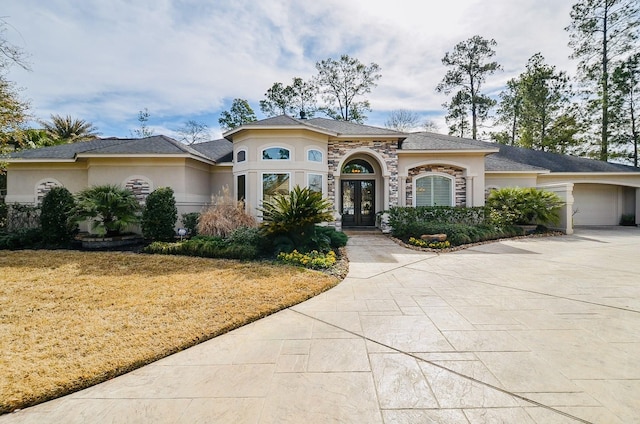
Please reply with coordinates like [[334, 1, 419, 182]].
[[6, 162, 88, 204]]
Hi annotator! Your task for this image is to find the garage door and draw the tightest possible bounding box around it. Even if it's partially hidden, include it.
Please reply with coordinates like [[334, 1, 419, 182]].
[[572, 184, 619, 226]]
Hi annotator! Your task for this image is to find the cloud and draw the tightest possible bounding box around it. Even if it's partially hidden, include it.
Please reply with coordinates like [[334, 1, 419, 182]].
[[4, 0, 578, 138]]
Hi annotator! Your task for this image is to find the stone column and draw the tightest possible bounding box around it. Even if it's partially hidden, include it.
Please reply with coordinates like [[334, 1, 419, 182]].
[[636, 188, 640, 226], [464, 176, 474, 207], [383, 175, 390, 210]]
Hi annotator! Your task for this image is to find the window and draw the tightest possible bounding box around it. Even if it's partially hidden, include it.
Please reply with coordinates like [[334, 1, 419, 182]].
[[415, 175, 453, 206], [262, 173, 290, 203], [237, 174, 246, 202], [308, 174, 323, 193], [308, 149, 322, 162], [342, 159, 373, 174], [262, 147, 290, 160], [236, 150, 246, 162]]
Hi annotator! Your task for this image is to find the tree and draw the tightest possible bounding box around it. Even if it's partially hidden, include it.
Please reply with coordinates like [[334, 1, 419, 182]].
[[436, 35, 502, 139], [131, 108, 154, 138], [610, 53, 640, 166], [176, 120, 210, 144], [566, 0, 640, 161], [385, 109, 420, 132], [422, 120, 439, 132], [0, 76, 29, 150], [314, 54, 381, 123], [40, 186, 78, 245], [259, 82, 290, 117], [40, 114, 99, 143], [288, 77, 318, 118], [517, 54, 576, 152], [0, 18, 30, 71], [444, 90, 471, 138], [493, 79, 523, 145], [218, 98, 257, 131]]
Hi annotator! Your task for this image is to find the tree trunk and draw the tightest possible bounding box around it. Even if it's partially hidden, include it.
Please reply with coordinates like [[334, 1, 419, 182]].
[[601, 4, 609, 161]]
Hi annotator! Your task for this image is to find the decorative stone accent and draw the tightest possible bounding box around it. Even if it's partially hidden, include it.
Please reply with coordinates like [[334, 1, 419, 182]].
[[36, 180, 61, 204], [125, 178, 151, 205], [327, 140, 399, 208], [407, 165, 466, 207], [421, 233, 447, 242]]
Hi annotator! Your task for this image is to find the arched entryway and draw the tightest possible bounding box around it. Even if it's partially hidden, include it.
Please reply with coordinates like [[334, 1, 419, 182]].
[[340, 157, 380, 227]]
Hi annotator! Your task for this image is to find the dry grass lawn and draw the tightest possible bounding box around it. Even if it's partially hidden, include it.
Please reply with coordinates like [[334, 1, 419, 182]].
[[0, 250, 340, 414]]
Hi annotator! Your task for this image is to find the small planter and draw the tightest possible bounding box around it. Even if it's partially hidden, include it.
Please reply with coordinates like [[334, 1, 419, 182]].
[[81, 234, 143, 250]]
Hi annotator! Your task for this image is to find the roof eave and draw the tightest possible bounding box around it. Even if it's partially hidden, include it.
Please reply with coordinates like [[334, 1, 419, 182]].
[[398, 148, 500, 154], [75, 153, 216, 165], [486, 169, 550, 174], [223, 124, 338, 139]]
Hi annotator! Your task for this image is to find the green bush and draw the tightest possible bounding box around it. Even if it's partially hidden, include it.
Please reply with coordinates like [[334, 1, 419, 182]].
[[620, 214, 636, 226], [141, 187, 178, 241], [391, 221, 524, 246], [40, 187, 78, 246], [181, 212, 199, 236], [388, 206, 488, 229], [260, 186, 334, 253], [486, 187, 563, 226], [73, 185, 141, 236], [5, 203, 40, 232], [315, 226, 348, 249], [0, 228, 44, 250], [144, 233, 261, 260], [0, 202, 7, 231]]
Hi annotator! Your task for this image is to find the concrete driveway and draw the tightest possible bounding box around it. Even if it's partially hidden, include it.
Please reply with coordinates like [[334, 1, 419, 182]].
[[2, 227, 639, 423]]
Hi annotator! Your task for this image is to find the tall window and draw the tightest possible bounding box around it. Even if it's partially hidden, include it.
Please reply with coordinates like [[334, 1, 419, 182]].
[[308, 174, 322, 193], [237, 174, 246, 202], [262, 147, 290, 160], [236, 150, 246, 162], [262, 173, 290, 203], [415, 175, 453, 206]]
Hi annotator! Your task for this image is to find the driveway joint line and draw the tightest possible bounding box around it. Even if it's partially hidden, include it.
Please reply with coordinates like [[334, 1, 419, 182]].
[[289, 308, 593, 424]]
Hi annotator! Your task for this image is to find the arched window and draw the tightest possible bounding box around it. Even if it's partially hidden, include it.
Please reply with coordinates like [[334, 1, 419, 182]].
[[307, 149, 323, 162], [236, 149, 246, 162], [342, 159, 374, 174], [262, 147, 290, 160], [414, 174, 453, 206]]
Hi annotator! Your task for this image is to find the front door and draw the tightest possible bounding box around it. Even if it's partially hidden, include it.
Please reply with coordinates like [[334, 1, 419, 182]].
[[341, 180, 375, 227]]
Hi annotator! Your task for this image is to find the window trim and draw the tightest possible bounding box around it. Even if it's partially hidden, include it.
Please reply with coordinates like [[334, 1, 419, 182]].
[[261, 172, 292, 203], [412, 173, 455, 207], [261, 146, 291, 161], [307, 173, 323, 194], [236, 148, 247, 163], [307, 148, 323, 163]]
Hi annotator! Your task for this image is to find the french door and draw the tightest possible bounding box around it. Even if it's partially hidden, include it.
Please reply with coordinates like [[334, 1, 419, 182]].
[[341, 180, 375, 227]]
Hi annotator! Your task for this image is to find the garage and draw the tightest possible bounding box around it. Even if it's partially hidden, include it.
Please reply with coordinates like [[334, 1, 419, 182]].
[[572, 184, 636, 226]]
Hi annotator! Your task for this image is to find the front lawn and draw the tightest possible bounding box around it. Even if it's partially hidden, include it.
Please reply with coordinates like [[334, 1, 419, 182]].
[[0, 250, 340, 414]]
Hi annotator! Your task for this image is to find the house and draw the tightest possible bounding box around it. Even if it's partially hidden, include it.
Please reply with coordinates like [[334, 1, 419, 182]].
[[5, 114, 640, 234]]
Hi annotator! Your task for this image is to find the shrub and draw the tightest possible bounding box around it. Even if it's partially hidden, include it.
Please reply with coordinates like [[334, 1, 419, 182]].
[[144, 234, 260, 260], [181, 212, 199, 236], [315, 226, 348, 249], [73, 185, 141, 236], [198, 188, 256, 238], [277, 249, 337, 269], [141, 187, 178, 241], [0, 227, 44, 249], [486, 187, 563, 226], [408, 237, 451, 249], [260, 186, 334, 253], [391, 221, 524, 246], [39, 187, 78, 246], [620, 214, 636, 226], [0, 201, 7, 231]]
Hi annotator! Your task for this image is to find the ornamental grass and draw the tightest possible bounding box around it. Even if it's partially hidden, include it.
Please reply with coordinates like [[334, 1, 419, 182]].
[[0, 250, 339, 414]]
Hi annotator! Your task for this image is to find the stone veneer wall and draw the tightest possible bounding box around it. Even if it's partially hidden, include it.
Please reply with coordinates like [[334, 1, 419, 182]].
[[406, 165, 466, 207], [327, 140, 398, 208], [36, 180, 61, 204]]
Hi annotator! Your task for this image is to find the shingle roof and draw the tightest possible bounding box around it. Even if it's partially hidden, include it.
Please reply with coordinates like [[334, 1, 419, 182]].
[[7, 136, 219, 162], [484, 154, 549, 172], [489, 144, 640, 173], [401, 132, 498, 151], [191, 138, 233, 162]]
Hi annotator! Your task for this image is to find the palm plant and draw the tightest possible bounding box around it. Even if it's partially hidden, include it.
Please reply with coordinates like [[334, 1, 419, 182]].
[[259, 186, 334, 253], [73, 185, 140, 237], [41, 114, 99, 143]]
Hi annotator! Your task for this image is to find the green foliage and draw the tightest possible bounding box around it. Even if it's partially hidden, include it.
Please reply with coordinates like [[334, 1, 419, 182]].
[[141, 187, 177, 241], [73, 185, 140, 237], [408, 237, 451, 249], [393, 222, 523, 246], [260, 78, 318, 118], [388, 206, 488, 238], [218, 98, 257, 131], [39, 187, 78, 245], [144, 230, 262, 260], [0, 227, 43, 250], [314, 54, 381, 123], [131, 108, 154, 138], [486, 187, 563, 225], [620, 214, 636, 226], [260, 186, 334, 253], [315, 226, 348, 248], [436, 35, 501, 139], [40, 114, 99, 143], [181, 212, 199, 236], [0, 201, 6, 231], [277, 249, 337, 269]]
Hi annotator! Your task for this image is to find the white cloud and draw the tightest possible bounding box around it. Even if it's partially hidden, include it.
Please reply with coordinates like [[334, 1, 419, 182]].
[[3, 0, 578, 138]]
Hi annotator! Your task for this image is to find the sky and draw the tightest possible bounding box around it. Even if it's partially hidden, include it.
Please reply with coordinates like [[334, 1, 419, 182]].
[[3, 0, 577, 141]]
